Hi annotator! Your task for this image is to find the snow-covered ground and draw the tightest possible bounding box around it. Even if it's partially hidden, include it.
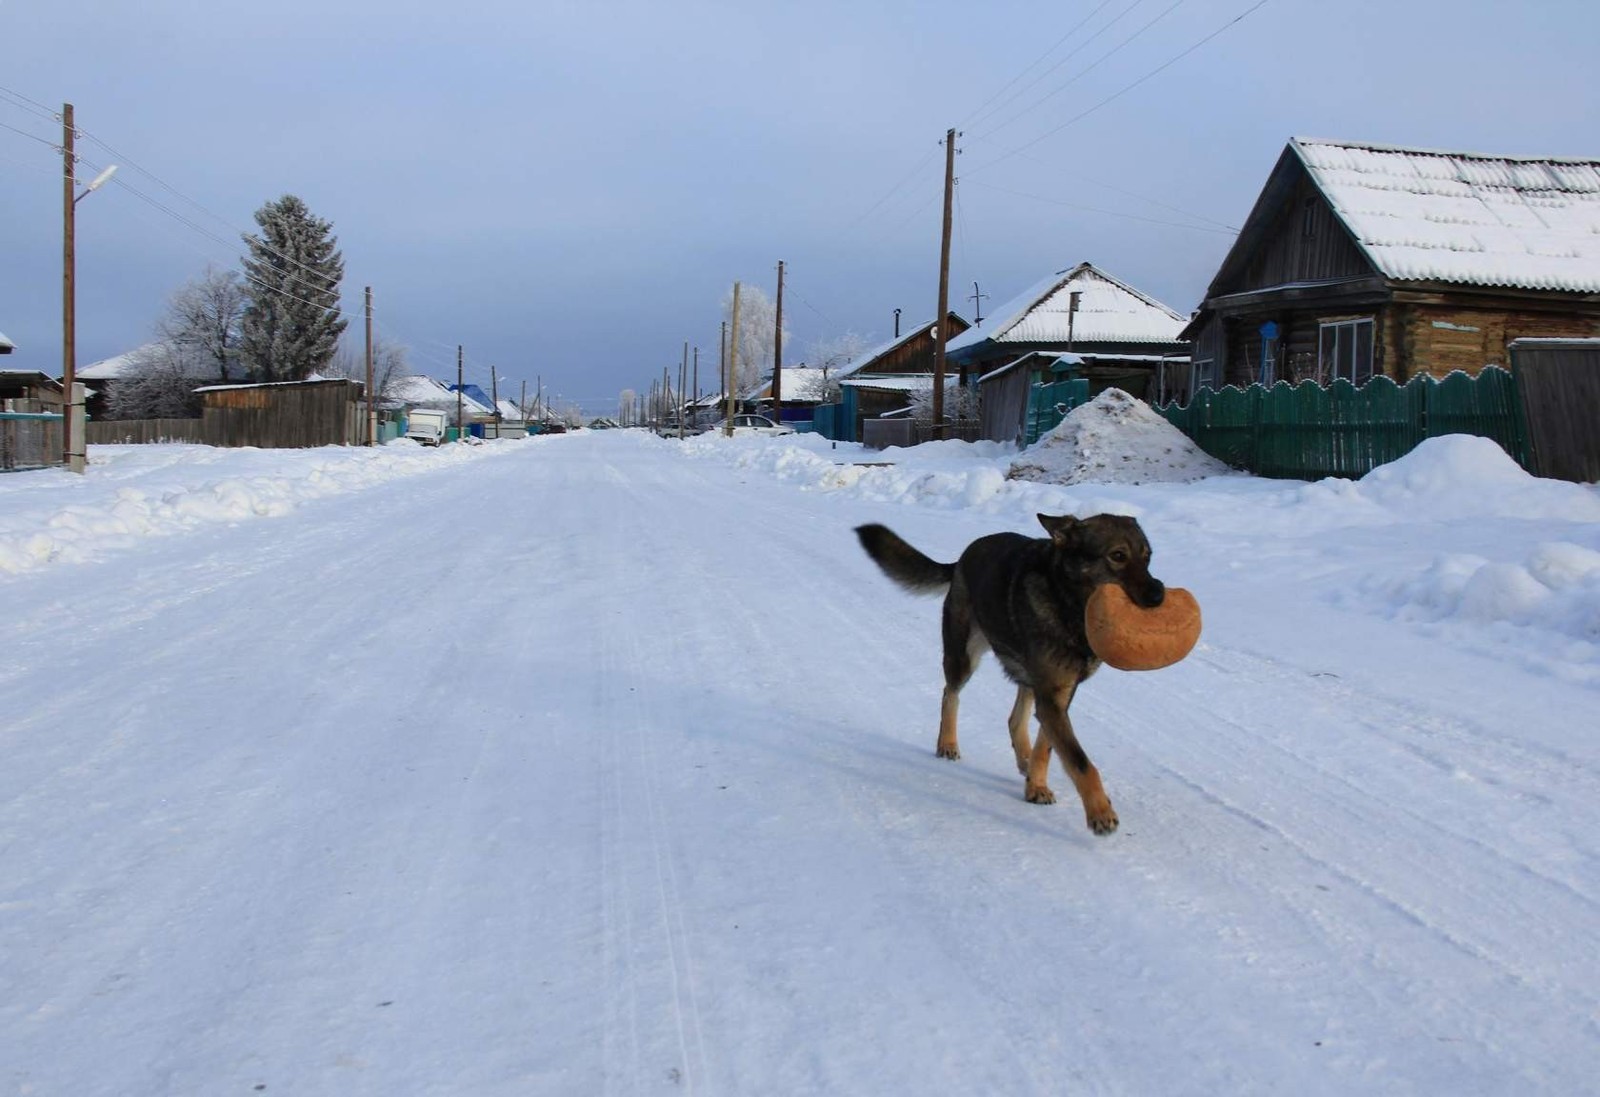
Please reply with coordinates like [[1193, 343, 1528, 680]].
[[2, 429, 1597, 1095]]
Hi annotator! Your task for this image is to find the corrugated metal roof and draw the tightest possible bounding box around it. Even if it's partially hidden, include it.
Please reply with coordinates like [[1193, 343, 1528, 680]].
[[945, 263, 1186, 354], [1293, 137, 1600, 293]]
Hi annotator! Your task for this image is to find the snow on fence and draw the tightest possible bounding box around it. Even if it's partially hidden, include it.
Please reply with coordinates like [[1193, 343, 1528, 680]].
[[1148, 369, 1529, 480]]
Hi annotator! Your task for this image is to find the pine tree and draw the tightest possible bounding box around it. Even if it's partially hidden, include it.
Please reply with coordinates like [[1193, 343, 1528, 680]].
[[238, 195, 347, 382]]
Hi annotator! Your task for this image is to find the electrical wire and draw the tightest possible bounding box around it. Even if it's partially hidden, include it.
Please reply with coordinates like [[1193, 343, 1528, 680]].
[[969, 0, 1189, 144], [958, 0, 1121, 132], [966, 0, 1273, 176], [964, 178, 1237, 235]]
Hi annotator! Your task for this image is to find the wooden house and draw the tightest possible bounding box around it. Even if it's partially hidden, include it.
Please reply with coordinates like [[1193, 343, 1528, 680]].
[[1183, 138, 1600, 394], [945, 262, 1189, 404], [832, 312, 971, 439]]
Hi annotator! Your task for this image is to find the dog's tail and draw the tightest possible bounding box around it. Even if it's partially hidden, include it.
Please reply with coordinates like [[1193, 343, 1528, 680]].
[[855, 524, 955, 594]]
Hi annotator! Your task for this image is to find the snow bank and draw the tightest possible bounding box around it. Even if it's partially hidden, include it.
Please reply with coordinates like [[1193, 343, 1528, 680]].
[[1006, 389, 1231, 486], [1345, 434, 1600, 522], [1355, 541, 1600, 647], [0, 439, 516, 576]]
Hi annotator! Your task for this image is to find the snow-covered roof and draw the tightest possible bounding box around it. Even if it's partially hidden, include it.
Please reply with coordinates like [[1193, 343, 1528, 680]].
[[834, 314, 965, 379], [192, 377, 358, 394], [1292, 137, 1600, 293], [388, 375, 494, 415], [750, 365, 833, 402], [946, 263, 1186, 354], [497, 399, 522, 419], [78, 344, 166, 381], [839, 374, 959, 392], [977, 352, 1084, 386], [0, 329, 14, 354]]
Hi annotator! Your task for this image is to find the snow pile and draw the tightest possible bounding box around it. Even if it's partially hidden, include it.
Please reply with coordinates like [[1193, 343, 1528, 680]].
[[1341, 434, 1600, 522], [1005, 388, 1231, 485], [1354, 542, 1600, 647], [0, 439, 517, 575]]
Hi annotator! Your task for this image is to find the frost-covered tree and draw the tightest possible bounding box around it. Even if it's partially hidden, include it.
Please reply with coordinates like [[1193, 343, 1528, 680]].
[[327, 333, 410, 404], [617, 389, 638, 426], [806, 330, 874, 402], [106, 342, 214, 420], [156, 266, 246, 381], [908, 379, 980, 426], [239, 195, 347, 382], [720, 285, 789, 397]]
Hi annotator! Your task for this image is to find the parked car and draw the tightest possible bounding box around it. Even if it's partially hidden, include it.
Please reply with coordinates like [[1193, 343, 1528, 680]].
[[710, 414, 795, 437], [404, 408, 448, 445]]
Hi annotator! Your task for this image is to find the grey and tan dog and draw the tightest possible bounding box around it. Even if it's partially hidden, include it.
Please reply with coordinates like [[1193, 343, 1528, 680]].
[[855, 514, 1167, 836]]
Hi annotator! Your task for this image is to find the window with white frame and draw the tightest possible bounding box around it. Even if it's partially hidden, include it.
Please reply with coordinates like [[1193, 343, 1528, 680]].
[[1318, 318, 1375, 385], [1190, 358, 1218, 394]]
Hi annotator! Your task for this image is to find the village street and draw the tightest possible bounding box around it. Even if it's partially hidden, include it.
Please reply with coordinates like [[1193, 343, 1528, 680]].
[[3, 430, 1597, 1095]]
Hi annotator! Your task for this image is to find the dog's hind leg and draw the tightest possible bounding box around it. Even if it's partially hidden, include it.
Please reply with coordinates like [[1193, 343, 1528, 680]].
[[937, 580, 983, 761], [1007, 685, 1034, 776], [1035, 674, 1118, 835]]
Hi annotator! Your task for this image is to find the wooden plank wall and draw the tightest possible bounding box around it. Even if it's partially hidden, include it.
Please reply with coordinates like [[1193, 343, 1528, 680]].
[[1511, 342, 1600, 483]]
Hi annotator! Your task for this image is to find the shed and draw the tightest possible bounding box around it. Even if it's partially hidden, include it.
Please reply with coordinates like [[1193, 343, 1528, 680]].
[[945, 263, 1188, 403], [1183, 138, 1600, 395], [976, 352, 1082, 446], [194, 377, 363, 448]]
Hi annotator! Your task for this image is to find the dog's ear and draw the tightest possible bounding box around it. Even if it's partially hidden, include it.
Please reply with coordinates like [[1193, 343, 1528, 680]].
[[1037, 513, 1080, 547]]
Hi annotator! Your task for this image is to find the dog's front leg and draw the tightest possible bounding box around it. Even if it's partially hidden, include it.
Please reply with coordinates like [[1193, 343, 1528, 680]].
[[1036, 681, 1117, 835]]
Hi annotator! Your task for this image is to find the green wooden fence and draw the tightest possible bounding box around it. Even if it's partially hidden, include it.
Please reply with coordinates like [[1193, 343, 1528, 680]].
[[1025, 377, 1091, 445], [1153, 369, 1528, 480]]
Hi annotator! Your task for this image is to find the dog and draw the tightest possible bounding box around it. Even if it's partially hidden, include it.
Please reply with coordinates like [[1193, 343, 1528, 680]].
[[855, 513, 1166, 835]]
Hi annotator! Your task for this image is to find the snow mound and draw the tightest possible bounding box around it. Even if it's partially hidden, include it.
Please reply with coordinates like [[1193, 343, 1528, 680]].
[[1356, 542, 1600, 646], [1006, 388, 1231, 486], [1348, 435, 1600, 522]]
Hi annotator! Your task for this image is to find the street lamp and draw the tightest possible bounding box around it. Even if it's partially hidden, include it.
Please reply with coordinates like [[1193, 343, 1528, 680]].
[[61, 100, 117, 473]]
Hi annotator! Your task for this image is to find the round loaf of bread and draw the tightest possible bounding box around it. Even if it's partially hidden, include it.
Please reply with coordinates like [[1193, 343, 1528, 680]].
[[1084, 584, 1201, 671]]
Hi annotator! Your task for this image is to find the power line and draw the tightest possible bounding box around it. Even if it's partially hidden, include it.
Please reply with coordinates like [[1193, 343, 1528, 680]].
[[963, 178, 1237, 234], [958, 0, 1121, 131], [0, 118, 59, 150], [0, 83, 59, 121], [966, 0, 1273, 175], [969, 0, 1190, 144]]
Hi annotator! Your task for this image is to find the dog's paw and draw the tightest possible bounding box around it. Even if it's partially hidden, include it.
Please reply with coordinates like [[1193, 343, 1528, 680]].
[[935, 744, 961, 761], [1086, 809, 1119, 836], [1025, 782, 1056, 805]]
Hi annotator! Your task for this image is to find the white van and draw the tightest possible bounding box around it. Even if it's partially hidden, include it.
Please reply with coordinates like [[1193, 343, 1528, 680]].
[[405, 409, 448, 445]]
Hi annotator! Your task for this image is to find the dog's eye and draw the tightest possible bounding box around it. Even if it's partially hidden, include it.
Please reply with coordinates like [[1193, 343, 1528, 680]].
[[1110, 549, 1129, 564]]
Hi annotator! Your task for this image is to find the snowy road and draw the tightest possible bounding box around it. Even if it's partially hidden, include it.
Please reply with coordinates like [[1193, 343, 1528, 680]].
[[3, 431, 1597, 1095]]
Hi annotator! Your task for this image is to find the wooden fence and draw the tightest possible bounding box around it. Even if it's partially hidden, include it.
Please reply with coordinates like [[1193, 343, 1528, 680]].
[[86, 382, 364, 449], [1151, 369, 1529, 480], [1510, 340, 1600, 483]]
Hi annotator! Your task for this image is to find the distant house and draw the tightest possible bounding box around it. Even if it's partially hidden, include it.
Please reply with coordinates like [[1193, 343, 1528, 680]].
[[833, 312, 971, 440], [1182, 137, 1600, 394], [945, 262, 1188, 403], [389, 375, 494, 423], [742, 365, 835, 420]]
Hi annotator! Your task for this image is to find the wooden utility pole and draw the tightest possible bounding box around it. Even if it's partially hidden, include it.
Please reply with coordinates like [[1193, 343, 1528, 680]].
[[456, 345, 464, 441], [724, 283, 741, 436], [772, 260, 785, 426], [692, 346, 699, 422], [932, 127, 956, 438], [490, 365, 501, 430], [364, 286, 375, 445], [61, 102, 76, 471], [520, 379, 527, 420], [679, 342, 688, 439]]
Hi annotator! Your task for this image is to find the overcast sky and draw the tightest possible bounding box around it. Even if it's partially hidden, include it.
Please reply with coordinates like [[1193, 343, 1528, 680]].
[[2, 0, 1596, 414]]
